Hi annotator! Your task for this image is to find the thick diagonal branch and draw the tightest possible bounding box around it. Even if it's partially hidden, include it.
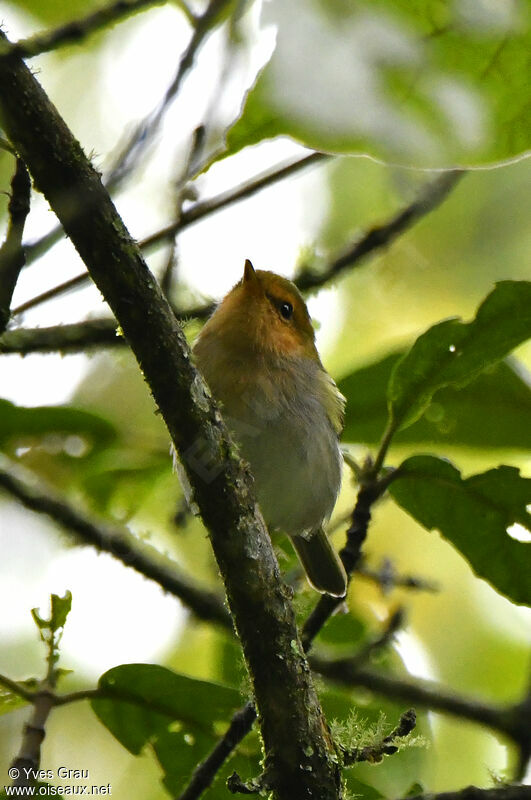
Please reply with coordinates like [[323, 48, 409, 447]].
[[0, 36, 340, 800], [0, 158, 30, 332]]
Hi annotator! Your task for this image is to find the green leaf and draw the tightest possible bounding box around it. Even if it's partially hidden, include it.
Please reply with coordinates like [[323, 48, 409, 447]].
[[31, 590, 72, 634], [226, 0, 531, 167], [10, 0, 136, 26], [0, 685, 30, 716], [344, 776, 385, 800], [0, 398, 116, 453], [154, 728, 261, 799], [389, 456, 531, 605], [50, 590, 72, 632], [91, 663, 242, 755], [388, 281, 531, 433], [339, 353, 531, 450], [318, 609, 367, 651]]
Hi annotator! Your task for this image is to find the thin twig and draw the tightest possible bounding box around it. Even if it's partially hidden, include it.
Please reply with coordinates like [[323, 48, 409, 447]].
[[0, 158, 31, 332], [0, 318, 121, 353], [0, 302, 213, 353], [0, 463, 231, 629], [105, 0, 232, 188], [176, 703, 257, 800], [296, 169, 465, 292], [8, 162, 458, 349], [301, 478, 386, 650], [16, 0, 231, 280], [161, 125, 206, 297], [174, 472, 393, 799], [16, 152, 328, 315], [141, 152, 330, 252], [0, 673, 35, 703], [356, 559, 439, 594], [0, 0, 175, 60]]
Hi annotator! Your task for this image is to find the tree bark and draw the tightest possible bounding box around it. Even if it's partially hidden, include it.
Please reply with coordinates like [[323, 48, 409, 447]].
[[0, 34, 341, 799]]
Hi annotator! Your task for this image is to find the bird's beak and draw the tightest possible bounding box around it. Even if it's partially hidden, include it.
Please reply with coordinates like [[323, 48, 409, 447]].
[[243, 259, 257, 283], [242, 258, 263, 297]]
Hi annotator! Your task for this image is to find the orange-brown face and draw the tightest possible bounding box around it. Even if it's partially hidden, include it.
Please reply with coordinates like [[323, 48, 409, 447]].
[[200, 260, 319, 361]]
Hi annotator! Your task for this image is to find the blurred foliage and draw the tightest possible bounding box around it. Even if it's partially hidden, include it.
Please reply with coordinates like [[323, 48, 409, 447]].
[[0, 398, 115, 452], [340, 355, 531, 452], [227, 0, 531, 166], [0, 0, 530, 798], [11, 0, 104, 26]]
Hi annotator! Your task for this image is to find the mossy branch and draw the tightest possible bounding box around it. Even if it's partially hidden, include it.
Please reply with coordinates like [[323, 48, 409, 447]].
[[0, 34, 340, 800]]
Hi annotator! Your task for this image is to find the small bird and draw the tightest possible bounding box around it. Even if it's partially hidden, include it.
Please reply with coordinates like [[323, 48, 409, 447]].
[[194, 259, 347, 597]]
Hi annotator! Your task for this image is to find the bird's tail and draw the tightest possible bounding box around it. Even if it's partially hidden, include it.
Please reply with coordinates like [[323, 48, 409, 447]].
[[291, 528, 347, 598]]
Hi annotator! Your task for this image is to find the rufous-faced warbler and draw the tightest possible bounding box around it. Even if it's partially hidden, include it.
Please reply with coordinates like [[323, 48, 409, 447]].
[[194, 259, 347, 597]]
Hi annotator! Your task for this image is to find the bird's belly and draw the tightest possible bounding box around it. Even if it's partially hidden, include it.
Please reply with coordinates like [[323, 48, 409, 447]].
[[231, 410, 342, 537]]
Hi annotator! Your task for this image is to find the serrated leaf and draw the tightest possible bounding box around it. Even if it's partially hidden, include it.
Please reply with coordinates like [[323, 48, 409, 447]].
[[388, 281, 531, 433], [91, 664, 242, 755], [339, 353, 531, 450], [0, 398, 116, 453], [226, 0, 531, 167], [389, 456, 531, 605]]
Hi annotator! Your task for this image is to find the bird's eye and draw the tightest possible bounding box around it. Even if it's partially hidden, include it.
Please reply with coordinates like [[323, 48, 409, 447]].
[[279, 301, 293, 320]]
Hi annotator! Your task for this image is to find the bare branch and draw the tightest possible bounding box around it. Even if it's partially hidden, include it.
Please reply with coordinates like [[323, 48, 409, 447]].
[[0, 318, 121, 353], [0, 463, 232, 629], [0, 303, 214, 353], [356, 558, 439, 594], [141, 151, 330, 252], [105, 0, 232, 188], [296, 169, 465, 292], [176, 702, 257, 800], [301, 478, 386, 649], [5, 162, 461, 354], [16, 152, 329, 316], [0, 0, 177, 61]]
